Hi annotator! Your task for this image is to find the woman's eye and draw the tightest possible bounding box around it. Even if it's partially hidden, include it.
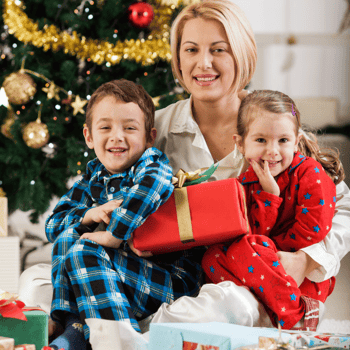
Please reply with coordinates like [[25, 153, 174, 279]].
[[185, 48, 196, 53], [213, 48, 225, 53]]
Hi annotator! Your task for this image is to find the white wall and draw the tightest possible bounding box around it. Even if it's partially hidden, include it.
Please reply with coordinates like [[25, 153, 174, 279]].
[[232, 0, 350, 125]]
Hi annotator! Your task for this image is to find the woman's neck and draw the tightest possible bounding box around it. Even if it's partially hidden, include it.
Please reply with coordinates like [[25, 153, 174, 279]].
[[191, 93, 240, 130], [191, 93, 242, 162]]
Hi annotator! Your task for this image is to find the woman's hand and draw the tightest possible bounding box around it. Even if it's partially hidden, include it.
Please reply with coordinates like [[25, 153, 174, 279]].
[[82, 199, 123, 226], [127, 233, 153, 258], [251, 160, 280, 196], [277, 250, 321, 286], [81, 231, 123, 249]]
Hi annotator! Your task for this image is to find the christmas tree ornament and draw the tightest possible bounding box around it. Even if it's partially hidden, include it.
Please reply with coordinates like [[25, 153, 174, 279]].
[[22, 111, 50, 149], [2, 70, 37, 105], [71, 95, 88, 116], [128, 2, 154, 28], [0, 87, 9, 107], [1, 108, 17, 140], [42, 82, 61, 101], [42, 142, 57, 159]]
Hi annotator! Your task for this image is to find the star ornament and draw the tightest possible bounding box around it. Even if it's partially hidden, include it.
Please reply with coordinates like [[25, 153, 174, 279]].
[[71, 95, 88, 115], [42, 83, 60, 101]]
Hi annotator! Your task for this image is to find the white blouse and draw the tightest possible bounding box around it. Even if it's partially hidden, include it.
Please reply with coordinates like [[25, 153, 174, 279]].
[[154, 96, 350, 282]]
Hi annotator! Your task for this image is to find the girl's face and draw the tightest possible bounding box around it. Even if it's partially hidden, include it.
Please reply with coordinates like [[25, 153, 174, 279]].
[[236, 110, 301, 177], [179, 18, 236, 103]]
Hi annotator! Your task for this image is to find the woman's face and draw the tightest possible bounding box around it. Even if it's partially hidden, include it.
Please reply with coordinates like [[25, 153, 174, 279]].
[[179, 18, 236, 103]]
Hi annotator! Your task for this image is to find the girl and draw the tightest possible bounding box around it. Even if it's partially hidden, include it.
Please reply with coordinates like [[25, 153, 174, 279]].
[[202, 90, 345, 331]]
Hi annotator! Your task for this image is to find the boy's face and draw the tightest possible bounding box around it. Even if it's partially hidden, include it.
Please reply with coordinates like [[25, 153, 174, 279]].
[[84, 95, 156, 174]]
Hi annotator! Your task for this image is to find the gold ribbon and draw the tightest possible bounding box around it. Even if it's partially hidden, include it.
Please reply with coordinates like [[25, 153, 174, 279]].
[[174, 187, 195, 243], [172, 168, 204, 188]]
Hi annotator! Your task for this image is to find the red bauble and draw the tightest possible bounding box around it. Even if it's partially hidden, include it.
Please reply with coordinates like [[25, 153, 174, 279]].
[[128, 2, 154, 28]]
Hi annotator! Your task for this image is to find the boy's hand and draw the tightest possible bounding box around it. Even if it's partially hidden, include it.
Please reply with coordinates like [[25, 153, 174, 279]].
[[251, 160, 280, 196], [81, 231, 123, 249], [82, 199, 123, 226], [127, 233, 153, 258]]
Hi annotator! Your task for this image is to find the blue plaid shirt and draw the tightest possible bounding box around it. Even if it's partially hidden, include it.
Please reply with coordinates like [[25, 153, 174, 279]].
[[46, 147, 174, 243]]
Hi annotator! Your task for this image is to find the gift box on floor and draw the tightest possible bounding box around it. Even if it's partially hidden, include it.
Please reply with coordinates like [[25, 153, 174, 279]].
[[0, 336, 15, 350], [14, 345, 36, 350], [133, 178, 249, 254], [149, 323, 350, 350], [0, 307, 48, 350], [149, 323, 289, 350]]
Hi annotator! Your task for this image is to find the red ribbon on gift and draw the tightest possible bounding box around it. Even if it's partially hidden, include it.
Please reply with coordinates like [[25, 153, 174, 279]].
[[0, 297, 27, 321]]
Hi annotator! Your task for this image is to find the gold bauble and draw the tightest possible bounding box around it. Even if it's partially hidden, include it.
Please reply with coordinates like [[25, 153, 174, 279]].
[[3, 71, 37, 105], [22, 119, 49, 149], [1, 108, 17, 140]]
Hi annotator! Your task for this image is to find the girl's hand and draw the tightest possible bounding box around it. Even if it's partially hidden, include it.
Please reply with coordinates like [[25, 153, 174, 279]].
[[251, 160, 280, 196], [82, 199, 123, 226], [127, 233, 153, 258], [81, 231, 123, 249]]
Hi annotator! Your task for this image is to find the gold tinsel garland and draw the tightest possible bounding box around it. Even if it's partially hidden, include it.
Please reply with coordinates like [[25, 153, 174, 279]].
[[2, 0, 196, 66]]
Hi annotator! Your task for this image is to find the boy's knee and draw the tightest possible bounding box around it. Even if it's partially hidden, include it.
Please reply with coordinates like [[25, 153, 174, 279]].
[[64, 238, 108, 272]]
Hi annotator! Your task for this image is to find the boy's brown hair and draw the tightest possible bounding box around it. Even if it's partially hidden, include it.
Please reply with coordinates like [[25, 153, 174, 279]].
[[85, 79, 155, 142]]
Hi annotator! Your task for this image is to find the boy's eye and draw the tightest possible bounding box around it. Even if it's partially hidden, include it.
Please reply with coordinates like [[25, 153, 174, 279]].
[[100, 126, 110, 130], [256, 138, 265, 143], [125, 126, 137, 130]]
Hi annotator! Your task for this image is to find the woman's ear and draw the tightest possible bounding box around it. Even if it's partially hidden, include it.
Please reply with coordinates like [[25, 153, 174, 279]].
[[83, 125, 94, 149], [233, 134, 244, 155]]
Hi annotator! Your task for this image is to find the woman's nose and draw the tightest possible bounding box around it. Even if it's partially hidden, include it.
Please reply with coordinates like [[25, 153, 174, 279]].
[[197, 51, 212, 70]]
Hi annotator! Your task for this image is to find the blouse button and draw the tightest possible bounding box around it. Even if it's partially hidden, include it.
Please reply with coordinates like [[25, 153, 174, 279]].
[[110, 187, 115, 192]]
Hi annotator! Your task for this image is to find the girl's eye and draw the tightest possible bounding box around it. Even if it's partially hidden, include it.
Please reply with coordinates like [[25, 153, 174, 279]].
[[256, 138, 265, 143], [126, 127, 136, 130], [280, 138, 288, 143]]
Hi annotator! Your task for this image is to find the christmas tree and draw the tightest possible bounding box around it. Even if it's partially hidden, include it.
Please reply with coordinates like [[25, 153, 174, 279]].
[[0, 0, 192, 222]]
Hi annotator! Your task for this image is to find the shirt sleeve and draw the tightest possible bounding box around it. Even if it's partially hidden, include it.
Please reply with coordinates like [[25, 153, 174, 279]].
[[302, 180, 350, 281], [106, 155, 174, 241], [273, 161, 336, 253], [249, 190, 283, 235], [45, 173, 93, 243]]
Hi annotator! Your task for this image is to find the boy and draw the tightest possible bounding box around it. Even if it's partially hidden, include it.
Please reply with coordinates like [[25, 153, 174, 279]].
[[46, 80, 203, 350]]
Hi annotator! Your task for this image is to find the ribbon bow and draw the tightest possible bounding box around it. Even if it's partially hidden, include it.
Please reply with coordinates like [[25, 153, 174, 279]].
[[172, 163, 219, 188], [0, 294, 27, 321]]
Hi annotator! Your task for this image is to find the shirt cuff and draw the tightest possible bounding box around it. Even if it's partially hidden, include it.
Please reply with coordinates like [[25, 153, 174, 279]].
[[301, 241, 338, 282]]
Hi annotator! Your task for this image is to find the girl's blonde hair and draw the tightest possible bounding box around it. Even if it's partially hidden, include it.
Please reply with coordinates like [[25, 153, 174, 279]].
[[238, 90, 345, 185], [170, 0, 257, 94]]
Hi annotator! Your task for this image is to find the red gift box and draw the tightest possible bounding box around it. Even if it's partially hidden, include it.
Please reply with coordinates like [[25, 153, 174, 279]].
[[133, 178, 250, 254]]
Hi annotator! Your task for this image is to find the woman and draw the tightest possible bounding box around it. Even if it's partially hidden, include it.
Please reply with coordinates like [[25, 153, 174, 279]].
[[147, 0, 350, 330]]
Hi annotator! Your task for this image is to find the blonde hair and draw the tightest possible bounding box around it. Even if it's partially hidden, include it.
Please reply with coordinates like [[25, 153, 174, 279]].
[[170, 0, 257, 94], [238, 90, 345, 185]]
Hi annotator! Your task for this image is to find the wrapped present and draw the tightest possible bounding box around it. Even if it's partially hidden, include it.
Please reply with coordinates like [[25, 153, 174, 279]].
[[149, 323, 290, 350], [0, 188, 8, 236], [14, 345, 36, 350], [0, 295, 48, 350], [133, 177, 250, 254], [0, 336, 15, 350]]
